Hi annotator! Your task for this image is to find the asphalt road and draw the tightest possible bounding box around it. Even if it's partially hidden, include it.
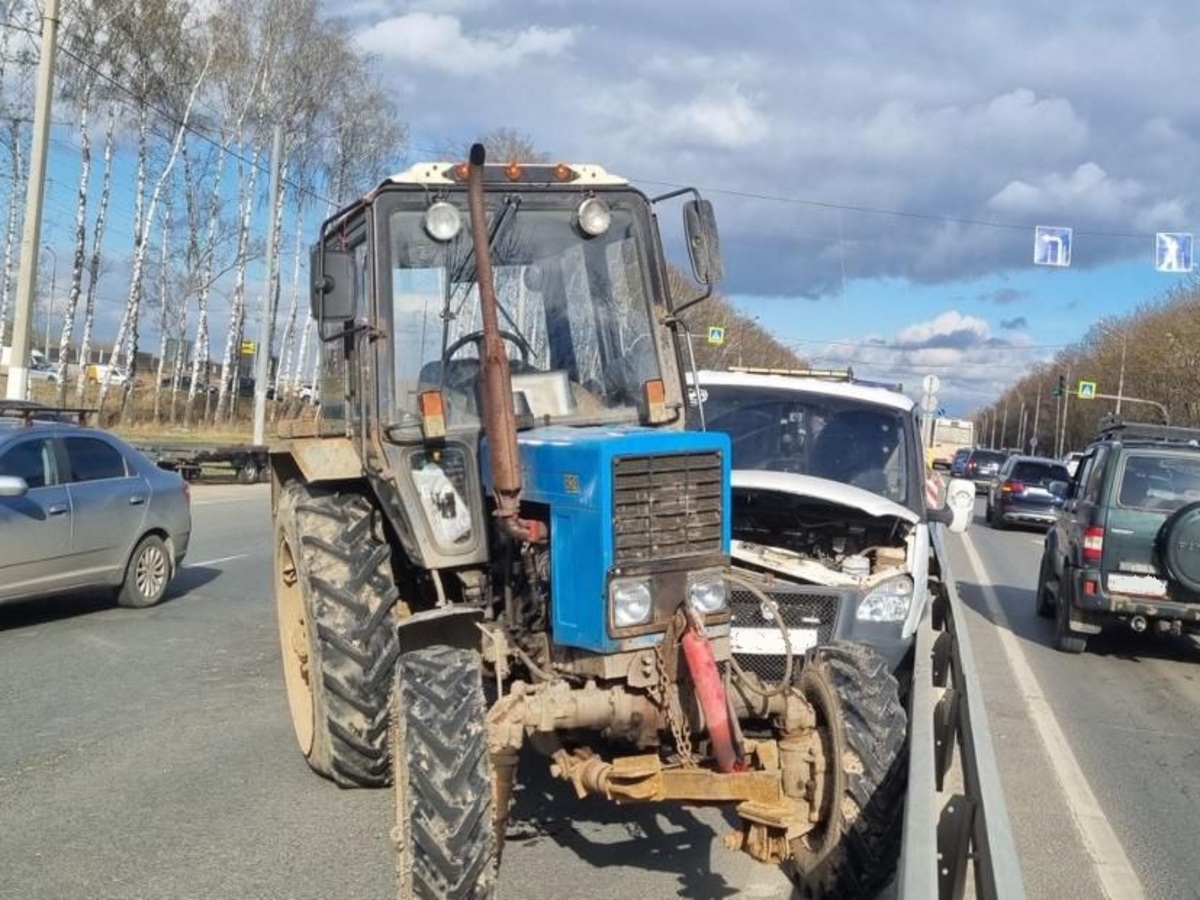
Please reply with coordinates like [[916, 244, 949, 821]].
[[943, 499, 1200, 900], [0, 484, 792, 900]]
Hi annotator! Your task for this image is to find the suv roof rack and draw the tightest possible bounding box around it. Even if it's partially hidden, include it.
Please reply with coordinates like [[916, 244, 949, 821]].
[[0, 401, 95, 427], [725, 366, 905, 393], [1095, 417, 1200, 446]]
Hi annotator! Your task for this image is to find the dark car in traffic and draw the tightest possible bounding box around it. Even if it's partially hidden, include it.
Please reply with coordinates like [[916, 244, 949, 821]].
[[950, 447, 972, 477], [964, 448, 1007, 492], [985, 455, 1069, 529], [1038, 420, 1200, 654]]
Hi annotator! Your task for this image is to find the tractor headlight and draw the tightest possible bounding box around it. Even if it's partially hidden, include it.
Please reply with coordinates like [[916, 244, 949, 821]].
[[687, 569, 727, 614], [423, 200, 462, 242], [577, 197, 612, 237], [856, 575, 914, 623], [610, 577, 654, 628]]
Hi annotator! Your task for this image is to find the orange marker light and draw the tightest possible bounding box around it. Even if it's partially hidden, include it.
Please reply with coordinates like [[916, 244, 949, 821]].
[[505, 162, 523, 182], [453, 162, 470, 181], [641, 378, 669, 424], [554, 163, 572, 181], [418, 389, 446, 439]]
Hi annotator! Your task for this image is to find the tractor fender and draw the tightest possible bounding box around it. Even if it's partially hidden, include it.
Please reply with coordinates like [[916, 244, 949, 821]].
[[396, 606, 484, 656], [271, 437, 363, 485]]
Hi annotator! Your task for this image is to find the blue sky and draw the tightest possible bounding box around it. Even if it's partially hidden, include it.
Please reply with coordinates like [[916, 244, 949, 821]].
[[345, 0, 1200, 414], [17, 0, 1200, 416]]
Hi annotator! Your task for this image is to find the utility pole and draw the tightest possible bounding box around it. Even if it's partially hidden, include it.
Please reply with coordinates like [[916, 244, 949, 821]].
[[1115, 337, 1126, 417], [1017, 398, 1027, 450], [252, 125, 284, 446], [989, 411, 996, 449], [1031, 387, 1042, 453], [5, 0, 60, 400], [1000, 401, 1009, 450], [1059, 371, 1072, 458]]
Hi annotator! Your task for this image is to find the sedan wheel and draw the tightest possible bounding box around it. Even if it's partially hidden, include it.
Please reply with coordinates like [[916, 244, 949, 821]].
[[117, 535, 172, 608]]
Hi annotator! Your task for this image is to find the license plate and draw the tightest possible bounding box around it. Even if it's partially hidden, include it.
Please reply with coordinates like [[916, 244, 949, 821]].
[[731, 627, 819, 655], [1107, 573, 1167, 598]]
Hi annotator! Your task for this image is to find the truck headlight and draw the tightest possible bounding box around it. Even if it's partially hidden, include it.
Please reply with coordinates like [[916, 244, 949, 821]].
[[687, 570, 727, 614], [857, 575, 914, 623], [611, 578, 653, 628]]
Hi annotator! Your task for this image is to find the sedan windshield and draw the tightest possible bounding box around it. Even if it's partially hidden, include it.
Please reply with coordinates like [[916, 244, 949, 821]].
[[700, 385, 910, 505], [386, 194, 661, 428]]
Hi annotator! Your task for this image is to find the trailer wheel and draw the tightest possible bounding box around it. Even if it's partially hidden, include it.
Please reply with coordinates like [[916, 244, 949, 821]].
[[276, 481, 405, 787], [237, 460, 260, 485], [788, 642, 907, 900], [392, 645, 498, 899]]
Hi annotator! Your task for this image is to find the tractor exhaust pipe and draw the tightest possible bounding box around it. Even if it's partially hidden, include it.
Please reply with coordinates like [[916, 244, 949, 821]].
[[467, 143, 545, 544]]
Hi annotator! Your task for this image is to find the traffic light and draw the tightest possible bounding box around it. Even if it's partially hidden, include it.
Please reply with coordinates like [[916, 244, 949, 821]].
[[1053, 373, 1066, 398]]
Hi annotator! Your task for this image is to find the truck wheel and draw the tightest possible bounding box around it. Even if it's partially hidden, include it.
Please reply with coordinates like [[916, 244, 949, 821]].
[[392, 645, 498, 899], [276, 481, 404, 787], [1035, 552, 1056, 618], [1054, 576, 1087, 654], [788, 642, 907, 900]]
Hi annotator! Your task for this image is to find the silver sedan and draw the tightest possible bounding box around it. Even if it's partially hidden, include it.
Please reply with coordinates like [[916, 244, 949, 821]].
[[0, 407, 191, 608]]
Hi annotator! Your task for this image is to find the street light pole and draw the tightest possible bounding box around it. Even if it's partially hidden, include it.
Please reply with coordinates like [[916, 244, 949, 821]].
[[1001, 401, 1009, 450]]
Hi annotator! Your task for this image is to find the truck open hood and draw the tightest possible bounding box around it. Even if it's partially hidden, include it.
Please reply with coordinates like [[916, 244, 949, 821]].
[[731, 470, 920, 525]]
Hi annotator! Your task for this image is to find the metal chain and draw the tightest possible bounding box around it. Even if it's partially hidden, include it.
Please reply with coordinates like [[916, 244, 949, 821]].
[[654, 639, 697, 768]]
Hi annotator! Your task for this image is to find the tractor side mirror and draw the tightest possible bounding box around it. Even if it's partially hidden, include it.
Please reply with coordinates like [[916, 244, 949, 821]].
[[310, 246, 354, 322], [943, 477, 976, 534], [683, 199, 723, 285]]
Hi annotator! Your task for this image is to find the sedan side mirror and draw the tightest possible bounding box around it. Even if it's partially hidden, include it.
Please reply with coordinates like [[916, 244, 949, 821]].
[[0, 475, 29, 498]]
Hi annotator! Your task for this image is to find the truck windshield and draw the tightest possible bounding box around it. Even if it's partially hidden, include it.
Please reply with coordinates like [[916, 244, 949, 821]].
[[700, 385, 910, 505], [385, 194, 661, 428]]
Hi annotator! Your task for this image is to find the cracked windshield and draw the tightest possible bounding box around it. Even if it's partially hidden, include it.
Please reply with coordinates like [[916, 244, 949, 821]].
[[6, 1, 1200, 899]]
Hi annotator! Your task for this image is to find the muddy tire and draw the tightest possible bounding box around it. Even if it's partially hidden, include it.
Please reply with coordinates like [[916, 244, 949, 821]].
[[788, 642, 907, 900], [1035, 551, 1056, 618], [392, 645, 498, 899], [275, 481, 403, 787]]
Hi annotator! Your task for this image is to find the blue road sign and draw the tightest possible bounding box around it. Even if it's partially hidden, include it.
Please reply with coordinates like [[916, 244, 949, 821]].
[[1034, 225, 1073, 267], [1156, 232, 1193, 273], [707, 326, 726, 345]]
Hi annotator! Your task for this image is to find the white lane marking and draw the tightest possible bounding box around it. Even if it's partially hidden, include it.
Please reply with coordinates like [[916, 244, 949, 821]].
[[960, 530, 1144, 900], [186, 553, 249, 568]]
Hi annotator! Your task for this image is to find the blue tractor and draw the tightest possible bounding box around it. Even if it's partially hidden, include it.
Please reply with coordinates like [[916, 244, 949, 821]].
[[270, 145, 907, 898]]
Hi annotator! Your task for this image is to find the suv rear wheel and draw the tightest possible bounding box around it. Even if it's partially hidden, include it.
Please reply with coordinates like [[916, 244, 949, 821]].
[[1035, 552, 1056, 618], [1054, 573, 1087, 654]]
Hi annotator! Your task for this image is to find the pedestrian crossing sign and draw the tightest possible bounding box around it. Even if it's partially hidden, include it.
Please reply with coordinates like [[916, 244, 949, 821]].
[[707, 326, 725, 345], [1078, 380, 1096, 399]]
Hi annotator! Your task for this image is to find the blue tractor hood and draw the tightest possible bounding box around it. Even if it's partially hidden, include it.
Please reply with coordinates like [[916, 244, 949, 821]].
[[481, 425, 731, 654]]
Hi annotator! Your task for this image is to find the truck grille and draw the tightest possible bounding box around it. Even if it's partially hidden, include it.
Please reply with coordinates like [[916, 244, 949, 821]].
[[612, 452, 724, 563], [730, 581, 841, 685]]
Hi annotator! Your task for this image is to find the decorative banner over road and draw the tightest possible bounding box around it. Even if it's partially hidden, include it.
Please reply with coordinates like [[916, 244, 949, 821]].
[[1155, 232, 1194, 273]]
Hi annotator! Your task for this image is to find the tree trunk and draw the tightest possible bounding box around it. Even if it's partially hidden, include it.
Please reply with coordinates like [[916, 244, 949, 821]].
[[76, 106, 115, 403], [55, 78, 95, 404], [214, 142, 260, 423], [152, 195, 172, 423]]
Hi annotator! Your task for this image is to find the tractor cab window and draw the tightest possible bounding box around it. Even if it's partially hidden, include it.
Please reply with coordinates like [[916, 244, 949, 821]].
[[386, 194, 660, 428]]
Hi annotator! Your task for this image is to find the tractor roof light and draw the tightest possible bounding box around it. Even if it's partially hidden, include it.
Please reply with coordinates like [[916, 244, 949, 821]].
[[423, 200, 462, 242], [577, 196, 612, 237]]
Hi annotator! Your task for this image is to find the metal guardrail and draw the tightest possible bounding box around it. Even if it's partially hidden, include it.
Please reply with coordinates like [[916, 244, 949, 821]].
[[898, 524, 1025, 899]]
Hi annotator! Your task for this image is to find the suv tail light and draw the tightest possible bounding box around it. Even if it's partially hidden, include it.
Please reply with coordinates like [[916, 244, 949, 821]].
[[1001, 480, 1024, 494], [1083, 526, 1104, 563]]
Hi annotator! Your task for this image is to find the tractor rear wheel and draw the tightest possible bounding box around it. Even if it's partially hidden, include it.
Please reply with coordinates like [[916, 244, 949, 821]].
[[275, 481, 404, 787], [392, 645, 498, 899], [788, 642, 908, 899]]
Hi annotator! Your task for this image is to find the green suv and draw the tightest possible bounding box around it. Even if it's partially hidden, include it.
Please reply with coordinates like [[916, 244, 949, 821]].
[[1037, 420, 1200, 653]]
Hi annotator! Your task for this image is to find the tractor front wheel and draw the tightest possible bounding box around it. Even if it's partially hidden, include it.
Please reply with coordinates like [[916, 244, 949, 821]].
[[392, 645, 499, 899], [788, 642, 908, 899], [275, 481, 404, 787]]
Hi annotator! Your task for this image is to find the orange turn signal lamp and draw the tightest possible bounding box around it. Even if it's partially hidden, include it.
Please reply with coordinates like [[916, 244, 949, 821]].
[[641, 378, 670, 425], [418, 389, 446, 439], [447, 162, 579, 184]]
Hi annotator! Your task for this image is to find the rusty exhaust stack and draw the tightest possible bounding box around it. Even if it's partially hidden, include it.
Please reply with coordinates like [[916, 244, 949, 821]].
[[467, 143, 545, 544]]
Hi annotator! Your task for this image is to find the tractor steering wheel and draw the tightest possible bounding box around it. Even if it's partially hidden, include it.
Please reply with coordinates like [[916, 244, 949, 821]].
[[444, 329, 534, 367]]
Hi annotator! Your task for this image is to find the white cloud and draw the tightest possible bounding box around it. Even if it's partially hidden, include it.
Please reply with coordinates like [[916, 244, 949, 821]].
[[354, 12, 575, 75]]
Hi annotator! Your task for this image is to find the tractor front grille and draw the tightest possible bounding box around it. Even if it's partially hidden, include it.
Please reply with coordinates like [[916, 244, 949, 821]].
[[730, 580, 842, 684], [612, 451, 723, 563]]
